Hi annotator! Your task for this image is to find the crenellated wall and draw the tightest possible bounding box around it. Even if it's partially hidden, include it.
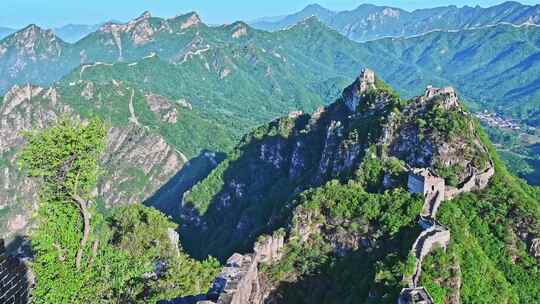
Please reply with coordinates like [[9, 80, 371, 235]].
[[445, 164, 495, 201], [400, 162, 494, 303]]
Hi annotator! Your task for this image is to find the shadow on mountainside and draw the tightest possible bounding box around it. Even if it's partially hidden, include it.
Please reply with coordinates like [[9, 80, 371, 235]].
[[177, 102, 378, 261], [177, 129, 312, 261], [145, 150, 226, 221]]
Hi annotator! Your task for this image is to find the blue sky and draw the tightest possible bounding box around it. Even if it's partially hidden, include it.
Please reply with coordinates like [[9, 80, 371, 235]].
[[0, 0, 538, 28]]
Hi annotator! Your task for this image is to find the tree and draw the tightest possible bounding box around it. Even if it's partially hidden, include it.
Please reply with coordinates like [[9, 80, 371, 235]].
[[20, 117, 106, 269], [19, 118, 220, 303]]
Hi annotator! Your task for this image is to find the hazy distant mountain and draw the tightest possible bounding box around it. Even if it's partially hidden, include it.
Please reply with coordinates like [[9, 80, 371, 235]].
[[0, 27, 15, 39], [52, 23, 101, 42], [251, 1, 540, 41], [0, 23, 109, 43], [1, 12, 540, 125]]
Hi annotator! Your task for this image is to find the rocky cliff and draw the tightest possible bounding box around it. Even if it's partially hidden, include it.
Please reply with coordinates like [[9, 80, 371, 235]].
[[0, 83, 186, 240]]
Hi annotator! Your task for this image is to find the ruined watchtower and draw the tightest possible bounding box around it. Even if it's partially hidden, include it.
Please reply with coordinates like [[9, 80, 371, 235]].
[[408, 168, 445, 219], [343, 68, 376, 112], [398, 287, 434, 304]]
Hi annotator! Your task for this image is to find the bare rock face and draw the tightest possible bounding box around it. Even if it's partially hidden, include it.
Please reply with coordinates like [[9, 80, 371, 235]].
[[0, 84, 186, 239], [180, 13, 202, 30], [7, 214, 28, 232], [0, 25, 64, 62], [0, 84, 71, 227], [0, 25, 67, 93], [182, 68, 493, 266], [99, 126, 184, 206], [231, 23, 248, 39], [145, 93, 179, 123], [389, 84, 491, 185]]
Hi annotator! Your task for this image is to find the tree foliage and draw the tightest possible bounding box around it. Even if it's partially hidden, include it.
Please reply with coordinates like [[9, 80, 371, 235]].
[[19, 118, 219, 303]]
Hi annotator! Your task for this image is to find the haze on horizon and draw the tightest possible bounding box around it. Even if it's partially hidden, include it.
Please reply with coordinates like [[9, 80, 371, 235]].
[[0, 0, 538, 29]]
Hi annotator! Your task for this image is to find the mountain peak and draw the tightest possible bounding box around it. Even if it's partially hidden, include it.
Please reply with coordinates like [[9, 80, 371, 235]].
[[343, 68, 377, 112], [138, 11, 152, 20], [8, 24, 62, 49], [287, 15, 327, 30], [17, 24, 52, 37], [171, 12, 203, 30], [303, 3, 330, 12]]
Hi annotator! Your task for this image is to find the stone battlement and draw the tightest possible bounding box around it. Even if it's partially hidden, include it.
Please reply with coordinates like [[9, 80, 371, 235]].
[[401, 162, 494, 303], [398, 287, 434, 304]]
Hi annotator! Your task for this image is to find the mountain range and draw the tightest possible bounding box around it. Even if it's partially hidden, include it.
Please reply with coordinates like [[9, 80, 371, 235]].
[[1, 7, 540, 240], [0, 23, 103, 43], [0, 3, 539, 303], [1, 10, 539, 126], [251, 1, 540, 41]]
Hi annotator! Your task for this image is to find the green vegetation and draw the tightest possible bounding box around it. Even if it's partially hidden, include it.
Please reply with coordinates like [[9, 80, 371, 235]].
[[19, 118, 219, 303], [419, 133, 540, 303], [483, 123, 540, 186], [262, 180, 422, 303]]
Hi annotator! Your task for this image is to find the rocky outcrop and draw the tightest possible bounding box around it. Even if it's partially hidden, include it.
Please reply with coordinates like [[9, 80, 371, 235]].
[[389, 85, 491, 181], [145, 93, 179, 123], [178, 13, 202, 30], [182, 69, 495, 262], [99, 126, 184, 206], [0, 25, 64, 62]]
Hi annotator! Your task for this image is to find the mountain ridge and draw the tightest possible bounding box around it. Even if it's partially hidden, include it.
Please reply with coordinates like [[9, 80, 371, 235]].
[[169, 69, 540, 303], [251, 1, 540, 41]]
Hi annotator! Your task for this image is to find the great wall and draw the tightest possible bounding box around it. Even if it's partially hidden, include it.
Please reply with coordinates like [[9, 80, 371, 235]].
[[398, 162, 494, 304]]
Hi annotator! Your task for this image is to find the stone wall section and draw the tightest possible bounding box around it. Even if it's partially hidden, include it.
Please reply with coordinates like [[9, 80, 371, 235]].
[[400, 161, 494, 304]]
